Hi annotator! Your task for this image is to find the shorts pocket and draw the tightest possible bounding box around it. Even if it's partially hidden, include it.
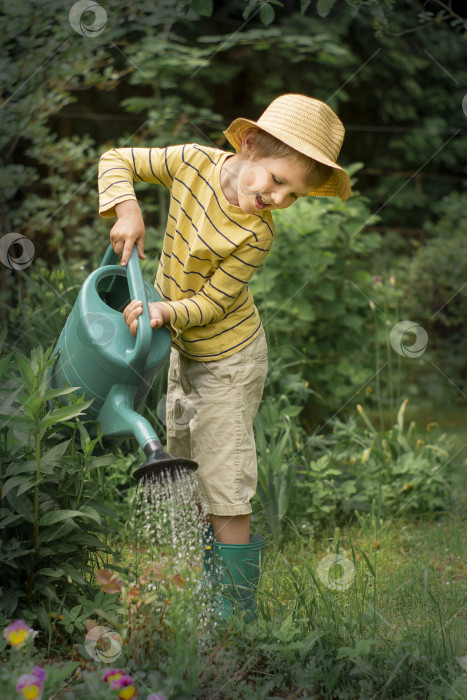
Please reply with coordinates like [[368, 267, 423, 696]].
[[201, 355, 243, 386], [251, 348, 268, 364], [250, 329, 268, 364]]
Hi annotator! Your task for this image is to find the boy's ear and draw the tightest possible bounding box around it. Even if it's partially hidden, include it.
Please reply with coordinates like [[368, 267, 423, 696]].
[[241, 129, 257, 157]]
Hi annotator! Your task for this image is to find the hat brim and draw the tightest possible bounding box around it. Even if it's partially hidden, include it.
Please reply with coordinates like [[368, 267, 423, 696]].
[[223, 117, 351, 202]]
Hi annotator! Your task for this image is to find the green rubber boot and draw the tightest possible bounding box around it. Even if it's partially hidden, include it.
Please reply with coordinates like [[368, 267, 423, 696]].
[[212, 534, 265, 624]]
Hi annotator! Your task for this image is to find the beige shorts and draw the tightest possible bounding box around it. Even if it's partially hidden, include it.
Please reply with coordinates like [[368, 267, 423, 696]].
[[165, 328, 268, 516]]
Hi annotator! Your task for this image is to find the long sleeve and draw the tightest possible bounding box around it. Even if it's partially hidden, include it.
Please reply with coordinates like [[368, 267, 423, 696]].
[[157, 237, 271, 337], [98, 146, 185, 217]]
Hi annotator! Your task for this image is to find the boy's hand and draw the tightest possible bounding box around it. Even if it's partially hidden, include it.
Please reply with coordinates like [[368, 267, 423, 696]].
[[111, 200, 146, 266], [123, 300, 170, 337]]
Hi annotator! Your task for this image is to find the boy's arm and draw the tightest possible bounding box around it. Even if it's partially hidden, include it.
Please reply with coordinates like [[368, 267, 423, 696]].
[[98, 146, 184, 265]]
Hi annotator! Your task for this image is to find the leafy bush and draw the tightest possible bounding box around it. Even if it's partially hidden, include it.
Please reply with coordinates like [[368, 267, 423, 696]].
[[5, 261, 87, 353], [249, 183, 384, 421], [401, 192, 467, 398], [297, 398, 462, 527], [0, 340, 120, 629], [253, 392, 464, 542]]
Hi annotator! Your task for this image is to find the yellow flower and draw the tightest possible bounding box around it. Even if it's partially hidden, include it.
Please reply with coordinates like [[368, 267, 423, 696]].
[[4, 619, 34, 648], [119, 686, 137, 700], [403, 483, 411, 491], [20, 685, 41, 700], [10, 629, 28, 646]]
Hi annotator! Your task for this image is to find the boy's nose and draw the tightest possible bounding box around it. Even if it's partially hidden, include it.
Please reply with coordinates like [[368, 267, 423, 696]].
[[271, 191, 287, 208]]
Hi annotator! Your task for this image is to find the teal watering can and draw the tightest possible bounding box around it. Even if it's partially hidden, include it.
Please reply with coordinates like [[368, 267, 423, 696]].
[[49, 244, 198, 482]]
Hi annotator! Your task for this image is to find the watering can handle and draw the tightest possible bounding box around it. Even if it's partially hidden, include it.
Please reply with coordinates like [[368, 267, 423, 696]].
[[101, 244, 153, 369]]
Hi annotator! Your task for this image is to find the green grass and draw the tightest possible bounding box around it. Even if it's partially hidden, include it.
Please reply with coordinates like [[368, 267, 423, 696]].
[[4, 515, 465, 699], [108, 513, 467, 698], [246, 513, 467, 699]]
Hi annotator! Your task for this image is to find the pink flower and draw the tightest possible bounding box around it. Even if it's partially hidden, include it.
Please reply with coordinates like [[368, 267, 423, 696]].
[[4, 620, 34, 648], [103, 669, 126, 684], [16, 666, 46, 699], [109, 674, 134, 691], [374, 276, 382, 285]]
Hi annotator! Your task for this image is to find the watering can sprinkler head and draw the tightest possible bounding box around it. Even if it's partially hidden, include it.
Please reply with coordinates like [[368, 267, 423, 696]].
[[133, 439, 198, 483]]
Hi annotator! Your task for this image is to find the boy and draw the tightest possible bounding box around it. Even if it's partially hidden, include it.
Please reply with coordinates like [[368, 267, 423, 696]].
[[98, 93, 350, 620]]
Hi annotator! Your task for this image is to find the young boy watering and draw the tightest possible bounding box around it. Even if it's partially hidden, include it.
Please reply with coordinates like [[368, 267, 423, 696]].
[[98, 94, 350, 620]]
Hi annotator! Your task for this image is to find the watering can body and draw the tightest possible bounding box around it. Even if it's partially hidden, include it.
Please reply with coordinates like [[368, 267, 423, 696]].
[[49, 245, 172, 451]]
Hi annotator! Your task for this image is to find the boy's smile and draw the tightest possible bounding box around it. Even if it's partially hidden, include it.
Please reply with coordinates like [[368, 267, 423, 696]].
[[221, 153, 310, 215]]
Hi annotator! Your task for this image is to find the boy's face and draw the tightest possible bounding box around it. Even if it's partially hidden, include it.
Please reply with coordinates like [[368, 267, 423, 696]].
[[231, 153, 311, 215]]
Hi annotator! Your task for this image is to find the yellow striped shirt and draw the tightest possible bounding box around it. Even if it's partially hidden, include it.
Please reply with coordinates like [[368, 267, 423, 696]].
[[98, 144, 275, 360]]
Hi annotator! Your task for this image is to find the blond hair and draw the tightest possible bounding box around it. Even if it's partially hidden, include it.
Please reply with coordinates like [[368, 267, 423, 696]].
[[246, 128, 333, 191]]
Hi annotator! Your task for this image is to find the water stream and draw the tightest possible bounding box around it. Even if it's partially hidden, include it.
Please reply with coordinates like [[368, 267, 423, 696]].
[[130, 468, 219, 639], [132, 468, 208, 571]]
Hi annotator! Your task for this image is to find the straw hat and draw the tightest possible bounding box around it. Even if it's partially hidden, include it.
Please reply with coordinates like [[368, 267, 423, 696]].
[[223, 93, 351, 202]]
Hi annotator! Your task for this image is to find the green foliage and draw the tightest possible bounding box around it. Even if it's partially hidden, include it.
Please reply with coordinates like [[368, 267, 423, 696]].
[[17, 135, 110, 264], [253, 392, 464, 543], [1, 501, 466, 698], [297, 399, 461, 527], [1, 0, 119, 237], [250, 188, 383, 417], [5, 260, 87, 353], [0, 340, 120, 628], [401, 192, 467, 397], [254, 396, 304, 543]]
